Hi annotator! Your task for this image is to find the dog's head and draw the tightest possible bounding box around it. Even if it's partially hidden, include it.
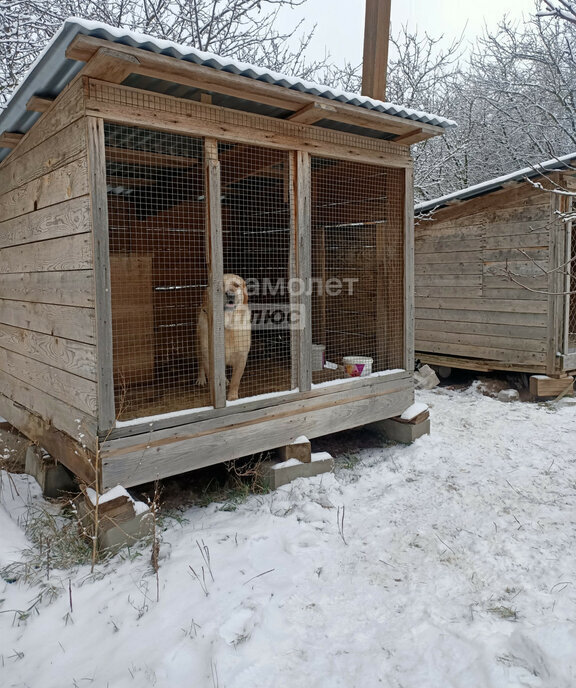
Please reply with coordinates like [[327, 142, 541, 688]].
[[223, 274, 248, 311]]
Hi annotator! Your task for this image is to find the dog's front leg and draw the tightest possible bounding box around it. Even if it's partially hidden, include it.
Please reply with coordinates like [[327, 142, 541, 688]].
[[227, 351, 248, 401], [196, 313, 209, 386]]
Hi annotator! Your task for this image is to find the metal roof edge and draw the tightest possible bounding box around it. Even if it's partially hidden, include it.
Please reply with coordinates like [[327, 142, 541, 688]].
[[416, 152, 576, 214]]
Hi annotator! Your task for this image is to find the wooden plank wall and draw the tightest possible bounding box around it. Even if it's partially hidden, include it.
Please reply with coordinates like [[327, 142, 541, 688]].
[[415, 183, 553, 371], [0, 80, 98, 465]]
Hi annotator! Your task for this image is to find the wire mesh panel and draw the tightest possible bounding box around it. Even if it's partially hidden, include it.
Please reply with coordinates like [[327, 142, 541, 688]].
[[310, 158, 405, 384], [106, 123, 207, 420], [219, 143, 293, 400]]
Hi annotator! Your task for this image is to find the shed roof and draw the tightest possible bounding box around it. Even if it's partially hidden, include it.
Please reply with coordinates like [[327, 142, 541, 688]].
[[416, 153, 576, 214], [0, 17, 457, 163]]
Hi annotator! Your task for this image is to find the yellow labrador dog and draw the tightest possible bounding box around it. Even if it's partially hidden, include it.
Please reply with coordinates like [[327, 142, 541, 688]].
[[196, 274, 251, 401]]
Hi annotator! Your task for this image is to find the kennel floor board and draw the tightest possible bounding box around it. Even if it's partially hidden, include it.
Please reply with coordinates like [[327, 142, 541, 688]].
[[115, 361, 349, 420]]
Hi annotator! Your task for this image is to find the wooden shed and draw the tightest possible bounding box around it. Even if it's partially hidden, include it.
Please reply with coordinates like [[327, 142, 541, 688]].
[[414, 155, 576, 379], [0, 19, 453, 490]]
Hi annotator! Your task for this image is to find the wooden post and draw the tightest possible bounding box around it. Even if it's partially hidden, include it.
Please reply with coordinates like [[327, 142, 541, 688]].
[[205, 138, 227, 408], [296, 151, 312, 392], [86, 117, 116, 434], [404, 165, 415, 372], [362, 0, 392, 100]]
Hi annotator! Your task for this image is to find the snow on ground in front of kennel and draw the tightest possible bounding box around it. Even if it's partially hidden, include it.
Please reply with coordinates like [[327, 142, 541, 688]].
[[2, 382, 576, 688]]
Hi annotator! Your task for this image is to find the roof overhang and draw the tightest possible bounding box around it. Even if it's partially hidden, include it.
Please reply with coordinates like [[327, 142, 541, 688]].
[[0, 18, 457, 163]]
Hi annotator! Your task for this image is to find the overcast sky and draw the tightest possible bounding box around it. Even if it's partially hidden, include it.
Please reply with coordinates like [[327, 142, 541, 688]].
[[282, 0, 535, 66]]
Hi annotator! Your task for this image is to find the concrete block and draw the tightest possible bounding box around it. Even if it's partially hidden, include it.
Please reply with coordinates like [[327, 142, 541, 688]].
[[369, 416, 431, 444], [98, 512, 154, 553], [261, 451, 334, 489], [76, 487, 154, 554], [25, 445, 78, 498]]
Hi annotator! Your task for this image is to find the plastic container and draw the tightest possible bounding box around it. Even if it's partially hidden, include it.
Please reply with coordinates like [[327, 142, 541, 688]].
[[343, 356, 373, 378], [311, 344, 326, 371]]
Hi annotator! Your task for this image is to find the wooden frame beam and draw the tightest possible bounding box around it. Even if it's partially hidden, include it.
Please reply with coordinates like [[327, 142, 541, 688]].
[[68, 35, 443, 142], [105, 146, 198, 168], [0, 133, 24, 148], [287, 102, 337, 125], [81, 46, 140, 83], [26, 96, 54, 112], [84, 79, 413, 169]]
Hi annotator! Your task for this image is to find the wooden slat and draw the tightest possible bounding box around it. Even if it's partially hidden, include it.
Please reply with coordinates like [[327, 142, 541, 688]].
[[0, 157, 89, 224], [0, 347, 97, 415], [0, 195, 91, 250], [0, 118, 86, 195], [415, 352, 546, 375], [0, 299, 95, 343], [416, 318, 547, 341], [415, 328, 547, 353], [205, 138, 226, 408], [0, 233, 92, 274], [0, 270, 94, 307], [416, 287, 482, 298], [414, 250, 479, 264], [416, 274, 482, 287], [414, 297, 548, 313], [86, 117, 116, 433], [10, 79, 85, 164], [0, 322, 97, 380], [71, 37, 442, 142], [415, 306, 547, 327], [297, 150, 312, 392], [415, 339, 547, 364], [0, 390, 96, 484], [0, 367, 96, 451], [100, 380, 412, 489], [415, 261, 481, 275]]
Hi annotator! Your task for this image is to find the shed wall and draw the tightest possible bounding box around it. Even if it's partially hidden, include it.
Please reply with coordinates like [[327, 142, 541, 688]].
[[0, 82, 98, 475], [415, 183, 552, 372]]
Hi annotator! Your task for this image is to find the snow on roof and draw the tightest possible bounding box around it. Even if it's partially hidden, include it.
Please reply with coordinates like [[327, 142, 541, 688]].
[[0, 17, 457, 162], [416, 152, 576, 214]]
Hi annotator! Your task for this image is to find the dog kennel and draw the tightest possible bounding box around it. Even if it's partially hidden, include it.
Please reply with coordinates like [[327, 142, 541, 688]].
[[0, 19, 453, 489], [415, 155, 576, 376]]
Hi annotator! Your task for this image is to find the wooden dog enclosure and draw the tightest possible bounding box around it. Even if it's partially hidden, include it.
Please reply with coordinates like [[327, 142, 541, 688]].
[[0, 21, 452, 489], [415, 158, 576, 376]]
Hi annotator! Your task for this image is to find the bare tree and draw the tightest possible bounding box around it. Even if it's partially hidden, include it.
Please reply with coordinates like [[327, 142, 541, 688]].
[[0, 0, 326, 108], [538, 0, 576, 25]]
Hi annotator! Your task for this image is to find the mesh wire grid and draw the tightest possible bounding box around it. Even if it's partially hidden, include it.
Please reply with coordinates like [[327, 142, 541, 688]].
[[105, 124, 405, 420], [311, 157, 405, 383]]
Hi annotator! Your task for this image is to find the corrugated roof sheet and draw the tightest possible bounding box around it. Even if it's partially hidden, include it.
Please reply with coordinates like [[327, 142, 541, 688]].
[[0, 17, 457, 163], [416, 153, 576, 214]]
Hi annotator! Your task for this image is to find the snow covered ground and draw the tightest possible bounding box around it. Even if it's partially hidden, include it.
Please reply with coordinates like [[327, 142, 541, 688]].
[[1, 382, 576, 688]]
